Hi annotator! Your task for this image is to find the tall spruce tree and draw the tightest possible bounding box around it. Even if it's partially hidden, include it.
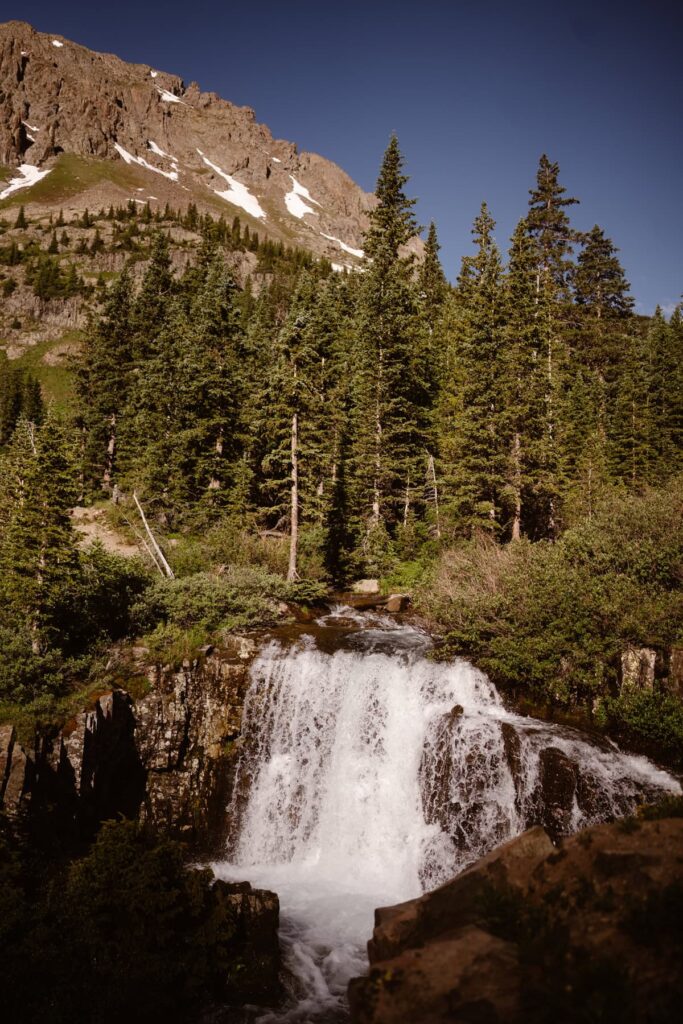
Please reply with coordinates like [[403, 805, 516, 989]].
[[440, 203, 506, 533], [76, 269, 134, 492], [526, 155, 580, 533], [352, 136, 430, 566], [500, 219, 547, 538]]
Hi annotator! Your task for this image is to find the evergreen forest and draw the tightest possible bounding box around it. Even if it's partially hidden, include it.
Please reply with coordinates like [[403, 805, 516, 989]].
[[1, 138, 682, 764]]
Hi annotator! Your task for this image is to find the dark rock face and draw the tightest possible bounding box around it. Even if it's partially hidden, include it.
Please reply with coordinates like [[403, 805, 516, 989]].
[[349, 818, 683, 1024], [0, 638, 256, 854], [210, 880, 281, 1006], [135, 640, 256, 852], [1, 690, 144, 841]]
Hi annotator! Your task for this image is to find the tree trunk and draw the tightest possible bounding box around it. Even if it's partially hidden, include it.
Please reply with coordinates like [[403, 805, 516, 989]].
[[287, 412, 299, 582], [133, 491, 174, 578], [511, 431, 522, 541], [102, 413, 116, 491], [427, 453, 441, 539]]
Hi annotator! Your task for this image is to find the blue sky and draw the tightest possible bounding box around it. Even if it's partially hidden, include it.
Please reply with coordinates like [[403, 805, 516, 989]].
[[10, 0, 683, 313]]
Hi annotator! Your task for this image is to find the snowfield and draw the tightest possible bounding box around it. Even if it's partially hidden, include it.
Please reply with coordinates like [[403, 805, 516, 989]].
[[320, 232, 365, 259], [284, 175, 321, 219], [156, 87, 182, 104], [114, 142, 179, 181], [0, 164, 52, 200], [197, 150, 267, 220]]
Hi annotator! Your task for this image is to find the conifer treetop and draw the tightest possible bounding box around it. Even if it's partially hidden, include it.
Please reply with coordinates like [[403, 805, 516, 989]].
[[364, 135, 419, 260]]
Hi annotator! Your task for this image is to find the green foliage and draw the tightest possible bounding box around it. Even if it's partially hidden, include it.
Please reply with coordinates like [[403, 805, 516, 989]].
[[0, 818, 276, 1022], [602, 688, 683, 768], [419, 481, 683, 763]]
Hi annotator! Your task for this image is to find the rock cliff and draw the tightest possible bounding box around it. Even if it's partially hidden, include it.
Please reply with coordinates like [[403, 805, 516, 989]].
[[0, 636, 256, 855]]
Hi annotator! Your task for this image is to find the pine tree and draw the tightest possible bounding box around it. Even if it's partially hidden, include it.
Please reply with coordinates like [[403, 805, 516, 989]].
[[499, 219, 547, 538], [419, 221, 447, 308], [131, 232, 174, 360], [526, 155, 580, 533], [440, 203, 506, 533], [76, 269, 134, 492], [0, 413, 80, 656], [352, 136, 429, 564], [127, 254, 241, 523], [14, 206, 27, 229]]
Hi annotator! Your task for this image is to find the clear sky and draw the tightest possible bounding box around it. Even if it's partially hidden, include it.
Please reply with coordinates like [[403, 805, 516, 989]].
[[9, 0, 683, 314]]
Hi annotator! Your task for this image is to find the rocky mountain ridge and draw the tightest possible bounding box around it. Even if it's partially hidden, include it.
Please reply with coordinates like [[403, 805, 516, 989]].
[[0, 20, 376, 268]]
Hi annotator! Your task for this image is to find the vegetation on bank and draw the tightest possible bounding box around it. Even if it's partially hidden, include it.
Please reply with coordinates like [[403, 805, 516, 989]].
[[417, 480, 683, 766], [0, 817, 277, 1022]]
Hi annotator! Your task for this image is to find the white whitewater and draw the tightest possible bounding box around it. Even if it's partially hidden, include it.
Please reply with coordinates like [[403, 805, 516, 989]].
[[213, 608, 680, 1022]]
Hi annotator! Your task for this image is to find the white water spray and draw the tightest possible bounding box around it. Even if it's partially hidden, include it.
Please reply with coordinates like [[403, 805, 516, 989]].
[[213, 610, 680, 1021]]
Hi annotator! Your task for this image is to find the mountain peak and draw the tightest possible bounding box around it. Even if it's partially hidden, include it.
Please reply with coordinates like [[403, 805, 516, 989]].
[[0, 20, 375, 265]]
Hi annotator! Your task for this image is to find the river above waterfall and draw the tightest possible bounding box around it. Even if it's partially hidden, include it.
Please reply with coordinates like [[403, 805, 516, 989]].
[[212, 606, 680, 1022]]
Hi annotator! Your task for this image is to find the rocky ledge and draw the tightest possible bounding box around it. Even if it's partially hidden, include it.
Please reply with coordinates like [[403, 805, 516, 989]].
[[0, 636, 257, 854], [349, 812, 683, 1023]]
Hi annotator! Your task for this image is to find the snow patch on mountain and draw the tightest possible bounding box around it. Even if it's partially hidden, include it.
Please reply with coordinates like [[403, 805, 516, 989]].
[[284, 175, 321, 220], [22, 121, 39, 133], [0, 163, 51, 200], [320, 232, 365, 259], [51, 40, 64, 48], [156, 87, 182, 104], [114, 142, 179, 181], [150, 71, 158, 78], [197, 150, 266, 220], [148, 140, 173, 159]]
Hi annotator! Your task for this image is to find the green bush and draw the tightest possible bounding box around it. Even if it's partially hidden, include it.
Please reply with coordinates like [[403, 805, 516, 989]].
[[0, 819, 276, 1022], [417, 481, 683, 762]]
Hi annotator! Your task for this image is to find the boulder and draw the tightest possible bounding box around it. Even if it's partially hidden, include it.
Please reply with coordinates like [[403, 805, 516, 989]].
[[350, 818, 683, 1024], [385, 593, 410, 613], [352, 579, 380, 595], [620, 646, 656, 690]]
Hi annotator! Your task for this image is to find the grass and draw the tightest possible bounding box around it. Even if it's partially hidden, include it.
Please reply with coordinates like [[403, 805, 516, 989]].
[[0, 154, 154, 210], [12, 331, 82, 414]]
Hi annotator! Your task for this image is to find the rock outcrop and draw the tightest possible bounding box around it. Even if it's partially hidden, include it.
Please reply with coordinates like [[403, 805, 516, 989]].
[[349, 815, 683, 1024], [0, 637, 256, 854]]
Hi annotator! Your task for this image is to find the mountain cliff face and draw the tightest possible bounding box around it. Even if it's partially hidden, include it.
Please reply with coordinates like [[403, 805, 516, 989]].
[[0, 20, 373, 266]]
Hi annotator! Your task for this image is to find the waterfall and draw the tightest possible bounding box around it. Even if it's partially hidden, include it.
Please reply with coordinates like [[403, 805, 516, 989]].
[[213, 609, 680, 1022]]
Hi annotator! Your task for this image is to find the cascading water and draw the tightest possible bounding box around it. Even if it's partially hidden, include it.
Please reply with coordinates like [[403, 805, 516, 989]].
[[213, 607, 680, 1022]]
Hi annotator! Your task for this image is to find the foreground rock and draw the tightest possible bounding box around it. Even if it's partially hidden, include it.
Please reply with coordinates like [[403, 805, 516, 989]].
[[349, 814, 683, 1023]]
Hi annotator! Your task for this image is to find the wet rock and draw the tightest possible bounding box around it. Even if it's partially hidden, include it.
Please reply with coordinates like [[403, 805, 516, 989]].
[[212, 881, 281, 1005], [134, 643, 254, 851], [537, 746, 577, 841], [368, 827, 553, 964], [620, 646, 656, 690]]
